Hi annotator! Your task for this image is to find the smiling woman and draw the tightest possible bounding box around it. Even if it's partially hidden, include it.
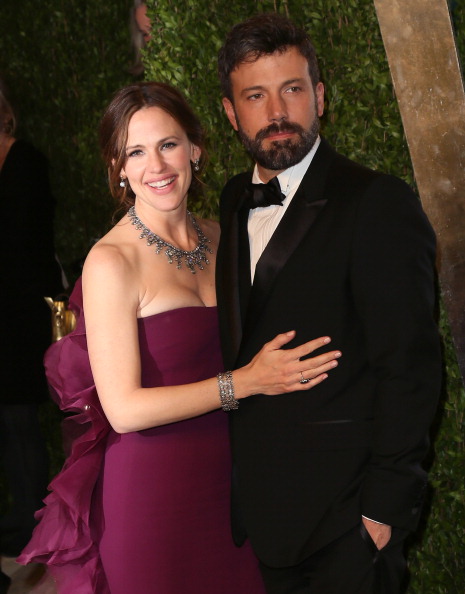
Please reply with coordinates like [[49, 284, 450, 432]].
[[120, 106, 201, 217], [100, 82, 207, 214]]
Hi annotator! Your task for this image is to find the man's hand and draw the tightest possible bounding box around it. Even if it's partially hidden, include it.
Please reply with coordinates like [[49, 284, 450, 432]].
[[362, 517, 392, 550]]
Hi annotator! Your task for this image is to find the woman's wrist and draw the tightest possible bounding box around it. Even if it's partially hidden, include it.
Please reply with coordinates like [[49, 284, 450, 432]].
[[217, 371, 239, 411]]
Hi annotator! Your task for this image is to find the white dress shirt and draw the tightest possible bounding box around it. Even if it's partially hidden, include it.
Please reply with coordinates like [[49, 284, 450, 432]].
[[248, 137, 321, 281]]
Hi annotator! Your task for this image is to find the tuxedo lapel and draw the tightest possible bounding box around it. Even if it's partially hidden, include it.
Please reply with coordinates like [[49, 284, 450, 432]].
[[244, 193, 327, 336], [244, 139, 335, 336], [219, 176, 252, 364]]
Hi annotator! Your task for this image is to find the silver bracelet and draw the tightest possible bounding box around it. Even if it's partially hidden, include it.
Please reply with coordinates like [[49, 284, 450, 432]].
[[217, 371, 239, 412]]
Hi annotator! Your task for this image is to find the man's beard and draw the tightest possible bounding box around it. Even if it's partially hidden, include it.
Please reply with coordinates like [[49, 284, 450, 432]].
[[236, 115, 320, 171]]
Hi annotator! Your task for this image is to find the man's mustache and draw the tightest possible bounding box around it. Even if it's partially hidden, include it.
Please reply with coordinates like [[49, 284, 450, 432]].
[[255, 121, 305, 142]]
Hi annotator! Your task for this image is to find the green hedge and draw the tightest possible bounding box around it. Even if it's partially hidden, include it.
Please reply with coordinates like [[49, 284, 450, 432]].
[[0, 0, 463, 590]]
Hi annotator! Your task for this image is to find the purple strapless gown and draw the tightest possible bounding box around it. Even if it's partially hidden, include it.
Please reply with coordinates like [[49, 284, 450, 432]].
[[18, 279, 265, 594]]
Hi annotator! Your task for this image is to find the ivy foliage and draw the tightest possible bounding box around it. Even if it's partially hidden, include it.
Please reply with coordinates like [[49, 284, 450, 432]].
[[141, 1, 464, 592]]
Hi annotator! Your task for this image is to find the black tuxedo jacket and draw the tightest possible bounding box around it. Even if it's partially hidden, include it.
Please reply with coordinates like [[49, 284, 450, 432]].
[[216, 138, 441, 568]]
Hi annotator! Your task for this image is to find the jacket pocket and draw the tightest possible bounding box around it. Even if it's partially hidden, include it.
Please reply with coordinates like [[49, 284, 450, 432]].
[[296, 419, 373, 451]]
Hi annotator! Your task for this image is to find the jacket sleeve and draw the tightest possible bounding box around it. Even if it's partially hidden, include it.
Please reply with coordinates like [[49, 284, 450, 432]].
[[351, 174, 441, 530]]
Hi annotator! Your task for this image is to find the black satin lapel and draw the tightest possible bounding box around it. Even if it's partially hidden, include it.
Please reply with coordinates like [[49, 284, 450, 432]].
[[244, 139, 335, 333], [238, 208, 252, 317], [218, 181, 254, 366], [244, 193, 327, 333], [220, 208, 245, 364]]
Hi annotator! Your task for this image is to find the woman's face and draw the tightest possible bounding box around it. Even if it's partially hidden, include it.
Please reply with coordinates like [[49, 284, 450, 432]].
[[121, 106, 200, 214]]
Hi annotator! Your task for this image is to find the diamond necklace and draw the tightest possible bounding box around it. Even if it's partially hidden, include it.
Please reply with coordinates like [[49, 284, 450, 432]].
[[127, 206, 213, 274]]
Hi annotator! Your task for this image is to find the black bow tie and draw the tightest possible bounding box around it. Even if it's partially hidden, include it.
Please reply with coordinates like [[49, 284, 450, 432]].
[[242, 176, 285, 210]]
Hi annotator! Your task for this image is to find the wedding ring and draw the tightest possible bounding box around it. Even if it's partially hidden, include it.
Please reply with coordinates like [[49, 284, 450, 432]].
[[300, 372, 310, 384]]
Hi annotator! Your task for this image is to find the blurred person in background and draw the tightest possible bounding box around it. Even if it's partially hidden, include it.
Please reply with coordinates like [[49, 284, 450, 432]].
[[129, 0, 152, 76], [0, 74, 63, 591]]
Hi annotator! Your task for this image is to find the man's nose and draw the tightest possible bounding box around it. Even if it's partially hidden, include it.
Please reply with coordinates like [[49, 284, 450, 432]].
[[267, 94, 287, 122]]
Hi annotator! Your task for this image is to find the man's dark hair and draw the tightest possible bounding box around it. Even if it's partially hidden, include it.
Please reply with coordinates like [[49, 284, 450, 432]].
[[218, 13, 321, 101]]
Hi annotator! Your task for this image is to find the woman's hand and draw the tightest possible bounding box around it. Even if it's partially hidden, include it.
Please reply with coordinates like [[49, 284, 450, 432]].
[[235, 331, 341, 397]]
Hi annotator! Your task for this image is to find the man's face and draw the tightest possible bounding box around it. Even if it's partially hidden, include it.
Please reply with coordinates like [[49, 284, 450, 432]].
[[222, 47, 324, 181]]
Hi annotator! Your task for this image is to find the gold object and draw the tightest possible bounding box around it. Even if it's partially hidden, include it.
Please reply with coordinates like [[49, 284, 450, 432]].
[[44, 296, 77, 342], [374, 0, 465, 383]]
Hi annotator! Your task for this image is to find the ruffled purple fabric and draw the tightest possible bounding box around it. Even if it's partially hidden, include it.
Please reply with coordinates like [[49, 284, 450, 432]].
[[18, 278, 110, 593]]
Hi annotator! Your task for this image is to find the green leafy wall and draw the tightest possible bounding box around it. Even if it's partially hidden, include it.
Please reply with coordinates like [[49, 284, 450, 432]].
[[0, 0, 463, 591]]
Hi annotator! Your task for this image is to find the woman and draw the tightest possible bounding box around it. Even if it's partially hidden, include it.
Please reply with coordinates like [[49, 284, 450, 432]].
[[19, 82, 340, 593], [0, 75, 63, 593]]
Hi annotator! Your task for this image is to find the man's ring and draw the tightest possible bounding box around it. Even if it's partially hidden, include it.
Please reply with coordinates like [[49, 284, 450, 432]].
[[300, 372, 310, 384]]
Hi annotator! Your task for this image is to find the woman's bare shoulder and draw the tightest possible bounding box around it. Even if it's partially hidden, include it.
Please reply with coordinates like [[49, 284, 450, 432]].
[[83, 224, 137, 283]]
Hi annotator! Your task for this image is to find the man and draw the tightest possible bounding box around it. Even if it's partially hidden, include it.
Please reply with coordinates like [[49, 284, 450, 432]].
[[216, 13, 441, 594]]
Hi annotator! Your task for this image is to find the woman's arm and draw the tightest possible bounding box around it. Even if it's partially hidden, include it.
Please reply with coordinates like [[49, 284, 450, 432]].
[[83, 244, 340, 434]]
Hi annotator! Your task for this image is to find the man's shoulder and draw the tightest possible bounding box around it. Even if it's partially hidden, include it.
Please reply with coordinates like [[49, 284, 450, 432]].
[[220, 170, 252, 212], [319, 138, 413, 197], [319, 138, 378, 179], [223, 170, 252, 193]]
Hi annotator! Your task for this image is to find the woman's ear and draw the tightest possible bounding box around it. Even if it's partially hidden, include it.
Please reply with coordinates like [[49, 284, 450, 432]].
[[191, 144, 201, 163], [111, 158, 123, 176]]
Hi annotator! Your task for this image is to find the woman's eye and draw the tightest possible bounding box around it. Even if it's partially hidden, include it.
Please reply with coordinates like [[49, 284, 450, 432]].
[[161, 142, 176, 150], [128, 149, 143, 157]]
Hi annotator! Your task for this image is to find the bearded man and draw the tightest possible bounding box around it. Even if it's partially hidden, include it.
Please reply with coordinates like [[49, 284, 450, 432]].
[[215, 13, 442, 594]]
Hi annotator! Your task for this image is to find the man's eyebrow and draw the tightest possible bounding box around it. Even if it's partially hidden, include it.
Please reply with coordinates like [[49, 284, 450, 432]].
[[239, 78, 307, 95], [240, 85, 266, 95]]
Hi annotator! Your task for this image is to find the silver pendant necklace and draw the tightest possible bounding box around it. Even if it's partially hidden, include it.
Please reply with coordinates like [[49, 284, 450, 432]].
[[127, 206, 213, 274]]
